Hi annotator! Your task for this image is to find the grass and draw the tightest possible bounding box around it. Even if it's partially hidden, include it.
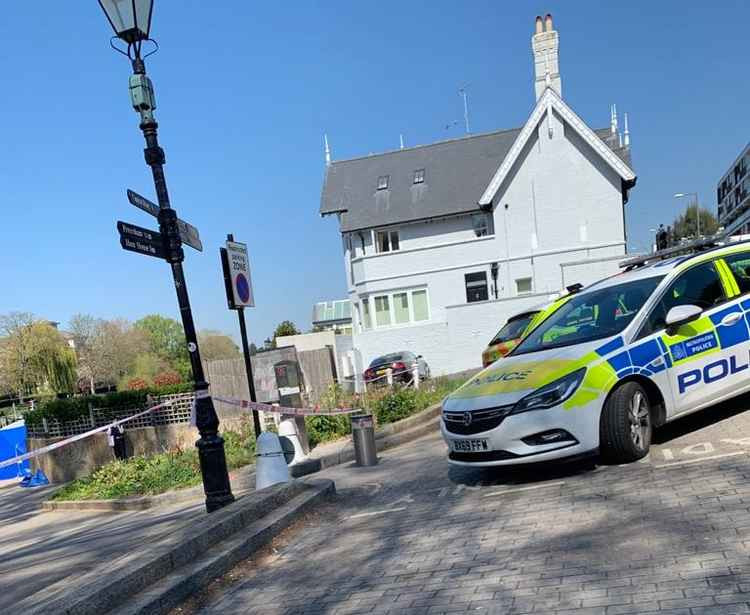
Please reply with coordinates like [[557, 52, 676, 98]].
[[52, 375, 469, 501]]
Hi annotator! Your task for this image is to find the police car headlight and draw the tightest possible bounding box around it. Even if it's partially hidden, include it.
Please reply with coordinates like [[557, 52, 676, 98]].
[[512, 368, 586, 414]]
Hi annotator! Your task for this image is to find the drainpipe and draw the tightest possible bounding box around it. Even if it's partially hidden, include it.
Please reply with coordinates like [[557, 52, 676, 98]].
[[490, 262, 499, 299]]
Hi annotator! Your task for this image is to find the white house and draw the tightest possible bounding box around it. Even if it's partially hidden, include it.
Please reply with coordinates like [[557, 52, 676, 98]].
[[320, 14, 637, 377]]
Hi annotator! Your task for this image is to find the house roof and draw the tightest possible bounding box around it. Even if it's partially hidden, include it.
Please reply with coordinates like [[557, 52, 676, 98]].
[[320, 128, 521, 233], [321, 89, 635, 233]]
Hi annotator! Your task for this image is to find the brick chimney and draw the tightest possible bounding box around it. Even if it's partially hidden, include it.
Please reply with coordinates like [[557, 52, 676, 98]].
[[532, 14, 561, 100]]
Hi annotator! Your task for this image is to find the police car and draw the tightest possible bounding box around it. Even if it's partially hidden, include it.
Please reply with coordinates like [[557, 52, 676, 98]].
[[442, 239, 750, 465]]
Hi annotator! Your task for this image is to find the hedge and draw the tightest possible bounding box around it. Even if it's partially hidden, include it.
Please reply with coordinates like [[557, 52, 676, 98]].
[[23, 383, 194, 429]]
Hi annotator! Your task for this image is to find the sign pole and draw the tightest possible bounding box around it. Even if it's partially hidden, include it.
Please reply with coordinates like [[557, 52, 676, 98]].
[[132, 57, 233, 513], [221, 233, 261, 438]]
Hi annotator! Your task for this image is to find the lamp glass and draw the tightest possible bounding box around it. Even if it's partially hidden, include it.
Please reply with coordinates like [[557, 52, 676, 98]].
[[99, 0, 154, 43]]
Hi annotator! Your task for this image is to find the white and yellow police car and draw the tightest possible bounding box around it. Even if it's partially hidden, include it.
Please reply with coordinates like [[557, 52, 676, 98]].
[[442, 239, 750, 465]]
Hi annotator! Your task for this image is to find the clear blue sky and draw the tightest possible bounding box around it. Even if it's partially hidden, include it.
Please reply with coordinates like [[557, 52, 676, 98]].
[[1, 1, 747, 344]]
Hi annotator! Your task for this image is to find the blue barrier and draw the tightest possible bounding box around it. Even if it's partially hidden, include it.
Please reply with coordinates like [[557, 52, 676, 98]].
[[0, 422, 30, 480]]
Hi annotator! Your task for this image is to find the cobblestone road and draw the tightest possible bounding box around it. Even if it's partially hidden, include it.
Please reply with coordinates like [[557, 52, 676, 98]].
[[186, 394, 750, 615]]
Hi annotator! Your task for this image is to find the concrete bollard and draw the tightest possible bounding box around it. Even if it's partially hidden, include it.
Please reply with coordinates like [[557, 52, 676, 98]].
[[412, 363, 420, 389], [255, 431, 290, 490], [386, 368, 393, 386]]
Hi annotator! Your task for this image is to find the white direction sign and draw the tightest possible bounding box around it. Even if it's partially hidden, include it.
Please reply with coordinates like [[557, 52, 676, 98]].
[[226, 240, 254, 307]]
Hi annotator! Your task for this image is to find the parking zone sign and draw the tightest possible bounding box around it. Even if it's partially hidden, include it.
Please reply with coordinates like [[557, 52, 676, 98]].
[[225, 240, 255, 308]]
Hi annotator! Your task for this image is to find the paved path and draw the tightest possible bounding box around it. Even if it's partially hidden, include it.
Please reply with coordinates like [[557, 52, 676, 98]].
[[188, 393, 750, 615]]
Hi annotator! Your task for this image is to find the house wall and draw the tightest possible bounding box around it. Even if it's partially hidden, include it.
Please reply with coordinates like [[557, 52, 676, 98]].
[[346, 111, 629, 376]]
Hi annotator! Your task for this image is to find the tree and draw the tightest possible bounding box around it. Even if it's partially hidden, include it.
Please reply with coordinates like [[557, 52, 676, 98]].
[[249, 342, 258, 356], [69, 314, 103, 393], [272, 321, 300, 347], [0, 314, 77, 398], [671, 204, 719, 242], [198, 330, 240, 361], [0, 312, 36, 399], [134, 315, 190, 379]]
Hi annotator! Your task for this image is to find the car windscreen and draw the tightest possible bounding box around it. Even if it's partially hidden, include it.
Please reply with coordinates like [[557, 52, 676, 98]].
[[489, 313, 537, 346], [512, 275, 664, 355], [370, 353, 403, 367]]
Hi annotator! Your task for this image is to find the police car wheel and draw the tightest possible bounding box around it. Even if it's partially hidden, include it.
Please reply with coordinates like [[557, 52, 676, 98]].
[[600, 382, 652, 463]]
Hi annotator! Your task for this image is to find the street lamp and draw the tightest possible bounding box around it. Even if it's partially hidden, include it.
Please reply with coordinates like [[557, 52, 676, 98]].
[[674, 192, 701, 238], [98, 0, 234, 513]]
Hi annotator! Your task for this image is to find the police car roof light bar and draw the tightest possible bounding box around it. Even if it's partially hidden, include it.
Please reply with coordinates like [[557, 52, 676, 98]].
[[619, 234, 726, 271]]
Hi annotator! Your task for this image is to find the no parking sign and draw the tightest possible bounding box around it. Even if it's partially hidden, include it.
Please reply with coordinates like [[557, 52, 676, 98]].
[[224, 240, 255, 308]]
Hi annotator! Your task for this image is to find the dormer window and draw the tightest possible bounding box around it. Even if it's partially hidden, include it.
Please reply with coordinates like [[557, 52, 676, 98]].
[[413, 169, 425, 184], [377, 175, 389, 190]]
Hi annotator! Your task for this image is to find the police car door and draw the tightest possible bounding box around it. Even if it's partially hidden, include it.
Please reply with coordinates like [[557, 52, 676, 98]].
[[648, 260, 745, 415]]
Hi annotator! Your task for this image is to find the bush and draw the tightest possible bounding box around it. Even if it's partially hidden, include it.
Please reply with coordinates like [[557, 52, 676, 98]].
[[153, 371, 181, 387], [371, 388, 419, 424], [125, 378, 149, 391]]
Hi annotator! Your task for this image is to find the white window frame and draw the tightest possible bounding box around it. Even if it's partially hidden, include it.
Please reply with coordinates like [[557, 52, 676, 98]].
[[361, 288, 430, 329], [374, 228, 400, 253]]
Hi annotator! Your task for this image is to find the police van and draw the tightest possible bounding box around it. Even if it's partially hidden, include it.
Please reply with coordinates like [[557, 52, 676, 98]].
[[441, 239, 750, 465]]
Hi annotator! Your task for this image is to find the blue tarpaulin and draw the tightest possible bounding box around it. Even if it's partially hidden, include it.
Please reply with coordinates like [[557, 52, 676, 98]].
[[0, 421, 29, 480]]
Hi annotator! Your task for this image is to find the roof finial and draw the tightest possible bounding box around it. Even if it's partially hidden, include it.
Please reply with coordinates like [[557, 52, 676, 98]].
[[399, 134, 405, 149], [624, 113, 630, 147], [324, 133, 331, 166]]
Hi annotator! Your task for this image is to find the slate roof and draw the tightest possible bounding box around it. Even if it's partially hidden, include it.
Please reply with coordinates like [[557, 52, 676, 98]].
[[321, 125, 632, 233]]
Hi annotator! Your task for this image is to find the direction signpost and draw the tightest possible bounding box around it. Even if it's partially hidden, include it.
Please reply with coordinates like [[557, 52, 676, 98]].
[[126, 189, 203, 251], [117, 221, 164, 258], [220, 234, 261, 437]]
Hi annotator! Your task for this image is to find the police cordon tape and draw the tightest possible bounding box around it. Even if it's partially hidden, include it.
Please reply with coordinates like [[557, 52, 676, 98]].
[[0, 400, 174, 470], [0, 368, 418, 471]]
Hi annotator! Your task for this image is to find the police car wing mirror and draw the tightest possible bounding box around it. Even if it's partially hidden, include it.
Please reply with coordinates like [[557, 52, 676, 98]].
[[665, 304, 702, 335]]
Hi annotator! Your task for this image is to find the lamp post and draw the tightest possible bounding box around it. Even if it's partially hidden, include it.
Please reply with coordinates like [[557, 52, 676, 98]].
[[674, 192, 701, 238], [98, 0, 234, 513]]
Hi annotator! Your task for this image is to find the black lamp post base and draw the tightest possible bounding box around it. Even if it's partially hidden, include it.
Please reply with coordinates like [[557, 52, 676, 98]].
[[196, 434, 235, 512]]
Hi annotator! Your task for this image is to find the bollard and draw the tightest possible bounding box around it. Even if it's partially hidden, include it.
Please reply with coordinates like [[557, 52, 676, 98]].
[[386, 368, 393, 386], [255, 431, 291, 490], [412, 363, 420, 389], [278, 416, 307, 465], [351, 414, 378, 466]]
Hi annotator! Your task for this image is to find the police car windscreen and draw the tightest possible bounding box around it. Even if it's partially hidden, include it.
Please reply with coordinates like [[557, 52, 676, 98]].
[[513, 276, 664, 355]]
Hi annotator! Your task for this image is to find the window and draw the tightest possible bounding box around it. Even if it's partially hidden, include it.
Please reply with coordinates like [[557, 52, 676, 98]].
[[465, 271, 489, 303], [516, 277, 532, 295], [413, 169, 425, 184], [375, 229, 400, 253], [639, 262, 724, 338], [516, 276, 664, 355], [724, 252, 750, 295], [472, 213, 491, 237], [377, 175, 389, 190], [489, 312, 537, 346], [374, 295, 391, 327], [362, 289, 430, 328], [412, 290, 429, 321], [362, 299, 372, 330], [393, 292, 410, 324]]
